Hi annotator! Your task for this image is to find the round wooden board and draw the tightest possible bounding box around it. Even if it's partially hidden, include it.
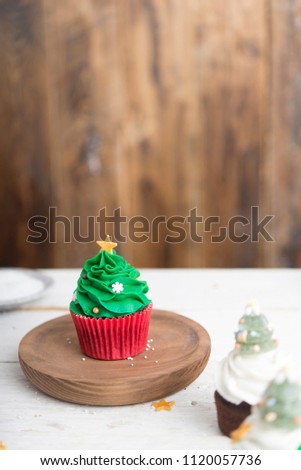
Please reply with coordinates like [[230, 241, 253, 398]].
[[18, 309, 211, 406]]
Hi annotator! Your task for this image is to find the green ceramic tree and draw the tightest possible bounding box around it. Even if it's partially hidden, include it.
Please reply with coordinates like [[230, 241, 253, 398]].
[[259, 376, 301, 431], [235, 302, 277, 354]]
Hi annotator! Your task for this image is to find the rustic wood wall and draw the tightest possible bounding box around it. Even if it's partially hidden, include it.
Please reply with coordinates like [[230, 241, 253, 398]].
[[1, 0, 301, 268]]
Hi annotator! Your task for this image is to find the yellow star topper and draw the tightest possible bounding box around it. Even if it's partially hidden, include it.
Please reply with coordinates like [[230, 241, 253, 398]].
[[151, 399, 175, 412], [96, 235, 117, 254]]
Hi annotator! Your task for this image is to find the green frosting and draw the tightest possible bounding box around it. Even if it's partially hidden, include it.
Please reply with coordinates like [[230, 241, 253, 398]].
[[259, 378, 301, 430], [70, 249, 151, 318], [235, 311, 277, 355]]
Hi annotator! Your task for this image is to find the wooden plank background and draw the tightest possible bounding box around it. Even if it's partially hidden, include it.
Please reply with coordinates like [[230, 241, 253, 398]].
[[0, 0, 301, 268]]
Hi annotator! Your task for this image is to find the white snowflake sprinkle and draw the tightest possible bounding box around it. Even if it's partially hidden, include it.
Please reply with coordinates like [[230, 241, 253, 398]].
[[112, 282, 124, 294]]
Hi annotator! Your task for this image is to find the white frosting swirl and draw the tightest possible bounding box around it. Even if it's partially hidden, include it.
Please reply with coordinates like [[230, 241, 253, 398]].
[[233, 411, 301, 450], [215, 349, 287, 405]]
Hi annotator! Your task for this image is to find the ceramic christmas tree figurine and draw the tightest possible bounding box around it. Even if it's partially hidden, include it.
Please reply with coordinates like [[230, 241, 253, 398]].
[[235, 303, 277, 354], [232, 370, 301, 449]]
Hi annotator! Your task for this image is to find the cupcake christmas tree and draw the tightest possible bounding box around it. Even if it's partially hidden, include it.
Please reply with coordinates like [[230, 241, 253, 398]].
[[70, 236, 152, 359]]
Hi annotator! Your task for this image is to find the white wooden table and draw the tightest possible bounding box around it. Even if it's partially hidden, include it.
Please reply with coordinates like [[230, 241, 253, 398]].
[[1, 268, 301, 450]]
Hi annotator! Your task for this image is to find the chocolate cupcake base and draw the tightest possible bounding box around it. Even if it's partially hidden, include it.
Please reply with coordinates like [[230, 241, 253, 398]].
[[214, 390, 251, 437]]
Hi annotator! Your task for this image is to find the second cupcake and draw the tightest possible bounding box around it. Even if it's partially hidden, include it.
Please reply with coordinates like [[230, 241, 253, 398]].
[[214, 302, 286, 437]]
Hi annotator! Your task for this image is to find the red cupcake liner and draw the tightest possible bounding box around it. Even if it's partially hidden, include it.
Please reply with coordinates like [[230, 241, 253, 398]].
[[70, 303, 152, 360]]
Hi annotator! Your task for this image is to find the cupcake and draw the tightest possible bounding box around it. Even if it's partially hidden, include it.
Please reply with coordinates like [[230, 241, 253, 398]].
[[231, 371, 301, 449], [214, 302, 286, 437], [70, 236, 152, 360]]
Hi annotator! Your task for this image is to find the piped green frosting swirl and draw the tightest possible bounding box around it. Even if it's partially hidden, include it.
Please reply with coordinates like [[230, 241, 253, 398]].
[[70, 250, 151, 318]]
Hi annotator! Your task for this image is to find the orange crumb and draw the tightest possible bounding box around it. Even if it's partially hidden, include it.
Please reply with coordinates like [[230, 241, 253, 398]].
[[230, 422, 252, 444]]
